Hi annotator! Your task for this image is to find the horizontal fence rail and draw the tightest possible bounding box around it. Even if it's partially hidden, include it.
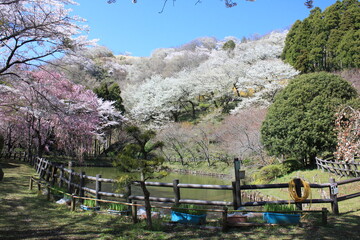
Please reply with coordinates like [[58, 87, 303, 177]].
[[13, 155, 360, 215]]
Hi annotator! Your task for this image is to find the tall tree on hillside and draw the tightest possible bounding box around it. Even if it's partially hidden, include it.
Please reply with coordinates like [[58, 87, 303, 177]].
[[0, 0, 93, 76], [282, 0, 360, 73]]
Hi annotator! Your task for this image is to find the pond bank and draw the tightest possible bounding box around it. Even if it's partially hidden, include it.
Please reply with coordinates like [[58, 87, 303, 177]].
[[169, 168, 232, 180]]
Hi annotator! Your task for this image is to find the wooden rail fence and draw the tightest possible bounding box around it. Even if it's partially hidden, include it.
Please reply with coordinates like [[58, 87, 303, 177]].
[[28, 156, 360, 215], [316, 157, 360, 177]]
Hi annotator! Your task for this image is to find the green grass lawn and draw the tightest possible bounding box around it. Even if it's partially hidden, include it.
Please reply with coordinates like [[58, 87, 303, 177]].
[[258, 169, 360, 213], [1, 161, 360, 239]]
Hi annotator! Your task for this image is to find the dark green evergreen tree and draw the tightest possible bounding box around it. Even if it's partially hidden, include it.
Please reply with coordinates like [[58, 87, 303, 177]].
[[223, 40, 236, 51], [261, 72, 358, 167], [94, 82, 125, 112], [282, 0, 360, 73], [113, 126, 166, 181]]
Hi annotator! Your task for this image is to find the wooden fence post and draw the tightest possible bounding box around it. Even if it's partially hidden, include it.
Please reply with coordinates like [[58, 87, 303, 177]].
[[233, 158, 242, 210], [132, 201, 138, 223], [353, 162, 359, 177], [68, 169, 74, 193], [235, 181, 241, 209], [322, 208, 328, 225], [96, 174, 102, 206], [232, 181, 238, 210], [126, 184, 132, 213], [51, 166, 57, 186], [173, 179, 180, 205], [29, 177, 33, 190], [294, 178, 303, 210], [47, 185, 51, 201], [329, 178, 339, 215], [222, 206, 228, 232], [59, 165, 64, 188], [45, 164, 51, 182], [37, 181, 41, 192], [71, 194, 76, 211], [42, 160, 49, 179], [79, 171, 85, 204]]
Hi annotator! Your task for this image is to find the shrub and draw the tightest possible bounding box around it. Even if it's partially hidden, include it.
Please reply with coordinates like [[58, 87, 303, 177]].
[[261, 72, 358, 167], [252, 164, 289, 184], [282, 158, 304, 171]]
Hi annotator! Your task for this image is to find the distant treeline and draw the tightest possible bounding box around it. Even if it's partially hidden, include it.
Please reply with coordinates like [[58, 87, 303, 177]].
[[282, 0, 360, 73]]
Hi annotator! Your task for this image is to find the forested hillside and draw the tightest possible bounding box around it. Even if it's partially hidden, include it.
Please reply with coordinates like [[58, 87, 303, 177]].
[[56, 32, 299, 125], [123, 32, 299, 124]]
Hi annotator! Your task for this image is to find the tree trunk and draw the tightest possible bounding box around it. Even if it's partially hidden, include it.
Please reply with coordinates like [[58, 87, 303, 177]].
[[188, 101, 196, 119], [139, 181, 152, 230]]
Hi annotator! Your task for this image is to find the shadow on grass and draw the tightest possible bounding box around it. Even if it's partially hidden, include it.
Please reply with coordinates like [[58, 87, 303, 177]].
[[301, 213, 360, 240], [0, 163, 20, 169], [0, 195, 135, 239]]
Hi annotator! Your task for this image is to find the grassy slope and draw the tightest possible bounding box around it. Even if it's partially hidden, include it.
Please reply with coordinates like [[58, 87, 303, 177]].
[[1, 161, 360, 240]]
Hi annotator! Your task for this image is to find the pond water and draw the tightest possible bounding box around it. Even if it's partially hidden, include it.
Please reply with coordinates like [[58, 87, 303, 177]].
[[73, 167, 236, 202]]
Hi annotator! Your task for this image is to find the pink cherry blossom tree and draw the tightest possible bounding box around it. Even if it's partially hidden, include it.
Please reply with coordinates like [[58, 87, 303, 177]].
[[0, 70, 124, 159]]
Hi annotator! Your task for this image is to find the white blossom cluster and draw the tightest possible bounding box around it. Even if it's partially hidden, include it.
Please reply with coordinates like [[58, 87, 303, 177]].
[[123, 31, 299, 123]]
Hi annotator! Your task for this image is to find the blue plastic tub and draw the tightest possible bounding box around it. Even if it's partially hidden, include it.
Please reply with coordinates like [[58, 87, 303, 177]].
[[263, 212, 301, 224], [171, 211, 207, 224], [80, 205, 100, 211]]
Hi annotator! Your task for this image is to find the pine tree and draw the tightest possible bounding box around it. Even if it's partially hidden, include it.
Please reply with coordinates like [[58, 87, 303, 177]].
[[94, 82, 125, 112], [113, 126, 166, 181]]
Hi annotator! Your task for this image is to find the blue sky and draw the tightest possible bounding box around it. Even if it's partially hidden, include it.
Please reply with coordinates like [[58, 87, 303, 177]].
[[72, 0, 336, 57]]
